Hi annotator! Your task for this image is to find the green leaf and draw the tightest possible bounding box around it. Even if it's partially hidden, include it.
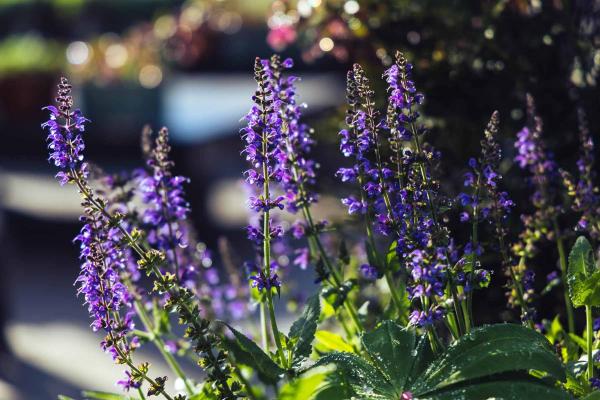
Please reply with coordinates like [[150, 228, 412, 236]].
[[58, 396, 77, 400], [314, 330, 354, 353], [419, 380, 571, 400], [223, 324, 284, 384], [565, 368, 589, 396], [188, 391, 216, 400], [411, 324, 566, 395], [386, 241, 400, 272], [289, 294, 321, 367], [568, 236, 600, 307], [82, 391, 135, 400], [152, 299, 171, 335], [312, 352, 393, 398], [361, 320, 416, 392], [313, 385, 352, 400], [459, 253, 476, 273], [406, 334, 434, 387], [581, 392, 600, 400], [278, 369, 328, 400], [547, 315, 564, 344], [568, 333, 587, 352]]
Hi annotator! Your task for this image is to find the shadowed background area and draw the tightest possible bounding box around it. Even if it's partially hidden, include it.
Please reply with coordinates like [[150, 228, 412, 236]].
[[1, 0, 599, 398]]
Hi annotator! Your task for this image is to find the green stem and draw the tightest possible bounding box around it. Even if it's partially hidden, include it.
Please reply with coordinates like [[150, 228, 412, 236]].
[[137, 387, 147, 400], [443, 311, 460, 340], [265, 288, 286, 367], [359, 176, 407, 321], [134, 302, 194, 395], [514, 256, 535, 330], [384, 269, 407, 324], [412, 131, 466, 337], [465, 177, 481, 333], [301, 207, 363, 332], [286, 133, 364, 333], [70, 171, 237, 397], [459, 287, 471, 334], [260, 302, 269, 351], [553, 218, 575, 333], [262, 129, 287, 366], [587, 305, 594, 380], [233, 364, 258, 400]]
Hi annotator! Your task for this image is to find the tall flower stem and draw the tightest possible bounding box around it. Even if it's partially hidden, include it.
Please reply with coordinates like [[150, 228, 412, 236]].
[[115, 201, 193, 394], [412, 131, 467, 336], [260, 302, 269, 351], [111, 333, 174, 400], [261, 118, 287, 369], [71, 170, 239, 398], [361, 78, 409, 323], [160, 184, 181, 282], [100, 280, 173, 400], [587, 305, 594, 380], [509, 257, 535, 330], [553, 218, 575, 333], [358, 174, 407, 322], [291, 170, 364, 332], [465, 176, 482, 333]]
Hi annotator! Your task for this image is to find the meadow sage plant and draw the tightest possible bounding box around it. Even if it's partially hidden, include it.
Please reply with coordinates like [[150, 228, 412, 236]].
[[44, 53, 600, 400]]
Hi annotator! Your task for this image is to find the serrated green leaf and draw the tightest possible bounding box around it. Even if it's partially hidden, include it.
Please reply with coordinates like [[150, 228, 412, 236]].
[[361, 320, 415, 393], [223, 324, 284, 384], [567, 236, 600, 307], [564, 369, 587, 396], [289, 294, 321, 367], [312, 352, 393, 398], [419, 380, 570, 400], [82, 391, 135, 400], [314, 330, 354, 353], [411, 324, 566, 395]]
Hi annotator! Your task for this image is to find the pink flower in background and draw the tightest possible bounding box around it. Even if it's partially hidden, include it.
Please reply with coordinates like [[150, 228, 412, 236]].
[[267, 25, 297, 50]]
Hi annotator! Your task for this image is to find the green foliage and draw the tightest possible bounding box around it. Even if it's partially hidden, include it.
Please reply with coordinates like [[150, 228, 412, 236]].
[[568, 236, 600, 308], [224, 324, 284, 384], [288, 294, 321, 368], [81, 391, 136, 400], [224, 294, 321, 384], [311, 321, 568, 399], [278, 368, 329, 400], [581, 392, 600, 400], [314, 330, 354, 353], [361, 320, 416, 393]]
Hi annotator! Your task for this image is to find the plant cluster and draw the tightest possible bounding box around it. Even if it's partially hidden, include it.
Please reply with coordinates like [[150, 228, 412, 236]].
[[45, 51, 600, 400]]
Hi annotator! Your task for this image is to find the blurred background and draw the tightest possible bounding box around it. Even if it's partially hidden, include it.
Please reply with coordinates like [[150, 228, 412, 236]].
[[0, 0, 599, 398]]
